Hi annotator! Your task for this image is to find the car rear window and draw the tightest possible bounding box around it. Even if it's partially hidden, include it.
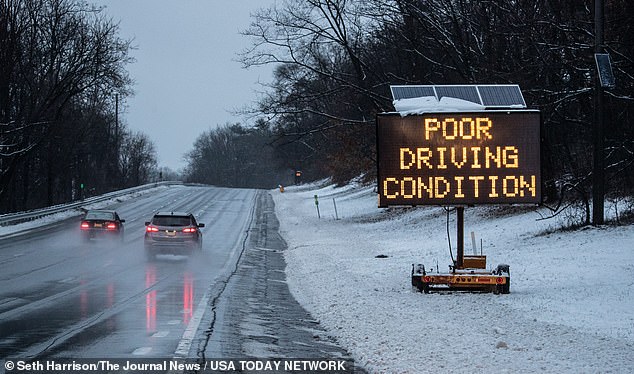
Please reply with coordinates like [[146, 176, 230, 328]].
[[152, 216, 192, 227], [85, 211, 115, 220]]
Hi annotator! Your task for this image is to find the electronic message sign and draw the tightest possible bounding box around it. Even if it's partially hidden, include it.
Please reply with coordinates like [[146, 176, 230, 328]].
[[376, 111, 541, 207]]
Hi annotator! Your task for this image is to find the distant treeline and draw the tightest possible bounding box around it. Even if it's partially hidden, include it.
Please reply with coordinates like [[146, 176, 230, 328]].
[[184, 0, 634, 222]]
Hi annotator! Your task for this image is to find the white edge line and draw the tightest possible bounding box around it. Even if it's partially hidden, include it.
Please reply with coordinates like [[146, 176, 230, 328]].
[[172, 285, 210, 359]]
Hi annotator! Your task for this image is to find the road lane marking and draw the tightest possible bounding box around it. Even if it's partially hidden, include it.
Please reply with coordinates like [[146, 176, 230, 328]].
[[132, 346, 152, 355], [152, 331, 169, 338], [173, 288, 210, 358]]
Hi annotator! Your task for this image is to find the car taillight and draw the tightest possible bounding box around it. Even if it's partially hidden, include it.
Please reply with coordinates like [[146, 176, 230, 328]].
[[182, 227, 197, 233], [80, 222, 90, 229], [106, 222, 117, 230], [146, 225, 159, 232]]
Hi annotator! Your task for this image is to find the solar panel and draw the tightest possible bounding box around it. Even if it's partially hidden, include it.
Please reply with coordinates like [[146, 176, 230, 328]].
[[390, 85, 435, 100], [389, 84, 527, 108], [594, 53, 616, 89], [435, 85, 480, 105], [478, 85, 526, 107]]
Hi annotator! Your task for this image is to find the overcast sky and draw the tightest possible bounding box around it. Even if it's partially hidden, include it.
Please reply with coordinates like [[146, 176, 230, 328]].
[[94, 0, 275, 171]]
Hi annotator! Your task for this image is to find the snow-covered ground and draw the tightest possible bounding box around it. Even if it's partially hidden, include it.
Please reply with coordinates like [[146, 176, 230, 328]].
[[273, 181, 634, 373], [3, 183, 632, 372]]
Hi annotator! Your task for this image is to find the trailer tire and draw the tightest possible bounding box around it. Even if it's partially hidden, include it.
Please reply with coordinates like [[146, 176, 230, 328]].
[[412, 276, 424, 293], [501, 277, 510, 294], [496, 277, 510, 294]]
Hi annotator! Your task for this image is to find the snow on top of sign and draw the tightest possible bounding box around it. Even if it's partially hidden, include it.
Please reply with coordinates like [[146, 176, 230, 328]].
[[393, 96, 485, 115]]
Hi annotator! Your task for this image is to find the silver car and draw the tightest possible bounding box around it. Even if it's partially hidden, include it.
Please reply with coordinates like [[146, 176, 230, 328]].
[[144, 212, 204, 259]]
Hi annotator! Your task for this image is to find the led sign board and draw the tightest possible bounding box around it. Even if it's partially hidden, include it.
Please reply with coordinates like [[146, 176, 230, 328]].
[[376, 111, 541, 207]]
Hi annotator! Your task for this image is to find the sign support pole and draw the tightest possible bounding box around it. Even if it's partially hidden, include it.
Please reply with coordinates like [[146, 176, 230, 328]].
[[456, 207, 464, 270], [592, 0, 605, 225]]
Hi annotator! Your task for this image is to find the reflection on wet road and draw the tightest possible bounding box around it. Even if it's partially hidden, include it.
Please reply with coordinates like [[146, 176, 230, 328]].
[[0, 186, 257, 359], [143, 265, 194, 333]]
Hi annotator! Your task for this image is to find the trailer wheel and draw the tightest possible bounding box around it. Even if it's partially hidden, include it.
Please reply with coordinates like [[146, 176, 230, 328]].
[[501, 277, 510, 294], [495, 277, 510, 294], [412, 276, 424, 292], [415, 283, 429, 294]]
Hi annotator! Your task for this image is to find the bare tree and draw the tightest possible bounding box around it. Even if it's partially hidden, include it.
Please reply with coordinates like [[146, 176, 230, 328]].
[[241, 0, 390, 120], [0, 0, 133, 211], [119, 131, 158, 188], [240, 0, 634, 207]]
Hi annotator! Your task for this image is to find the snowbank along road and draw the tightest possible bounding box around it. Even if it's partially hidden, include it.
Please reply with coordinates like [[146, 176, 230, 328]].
[[274, 181, 634, 374]]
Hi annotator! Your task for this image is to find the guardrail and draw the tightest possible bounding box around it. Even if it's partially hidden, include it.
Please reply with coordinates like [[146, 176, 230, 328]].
[[0, 181, 183, 227]]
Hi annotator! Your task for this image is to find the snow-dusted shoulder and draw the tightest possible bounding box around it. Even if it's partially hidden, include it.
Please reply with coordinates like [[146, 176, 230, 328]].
[[273, 181, 634, 373]]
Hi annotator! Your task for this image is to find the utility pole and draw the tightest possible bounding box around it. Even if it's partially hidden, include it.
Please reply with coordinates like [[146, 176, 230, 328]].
[[115, 94, 119, 140], [592, 0, 605, 225], [114, 94, 120, 187]]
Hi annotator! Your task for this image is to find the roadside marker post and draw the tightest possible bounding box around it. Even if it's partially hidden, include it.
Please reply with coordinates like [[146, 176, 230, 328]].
[[314, 195, 320, 219]]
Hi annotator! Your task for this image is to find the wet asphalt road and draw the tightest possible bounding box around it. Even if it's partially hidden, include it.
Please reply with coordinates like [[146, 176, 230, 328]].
[[0, 186, 358, 371], [196, 192, 356, 361]]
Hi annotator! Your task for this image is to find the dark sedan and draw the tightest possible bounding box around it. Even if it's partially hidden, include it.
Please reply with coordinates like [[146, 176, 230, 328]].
[[80, 209, 125, 242]]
